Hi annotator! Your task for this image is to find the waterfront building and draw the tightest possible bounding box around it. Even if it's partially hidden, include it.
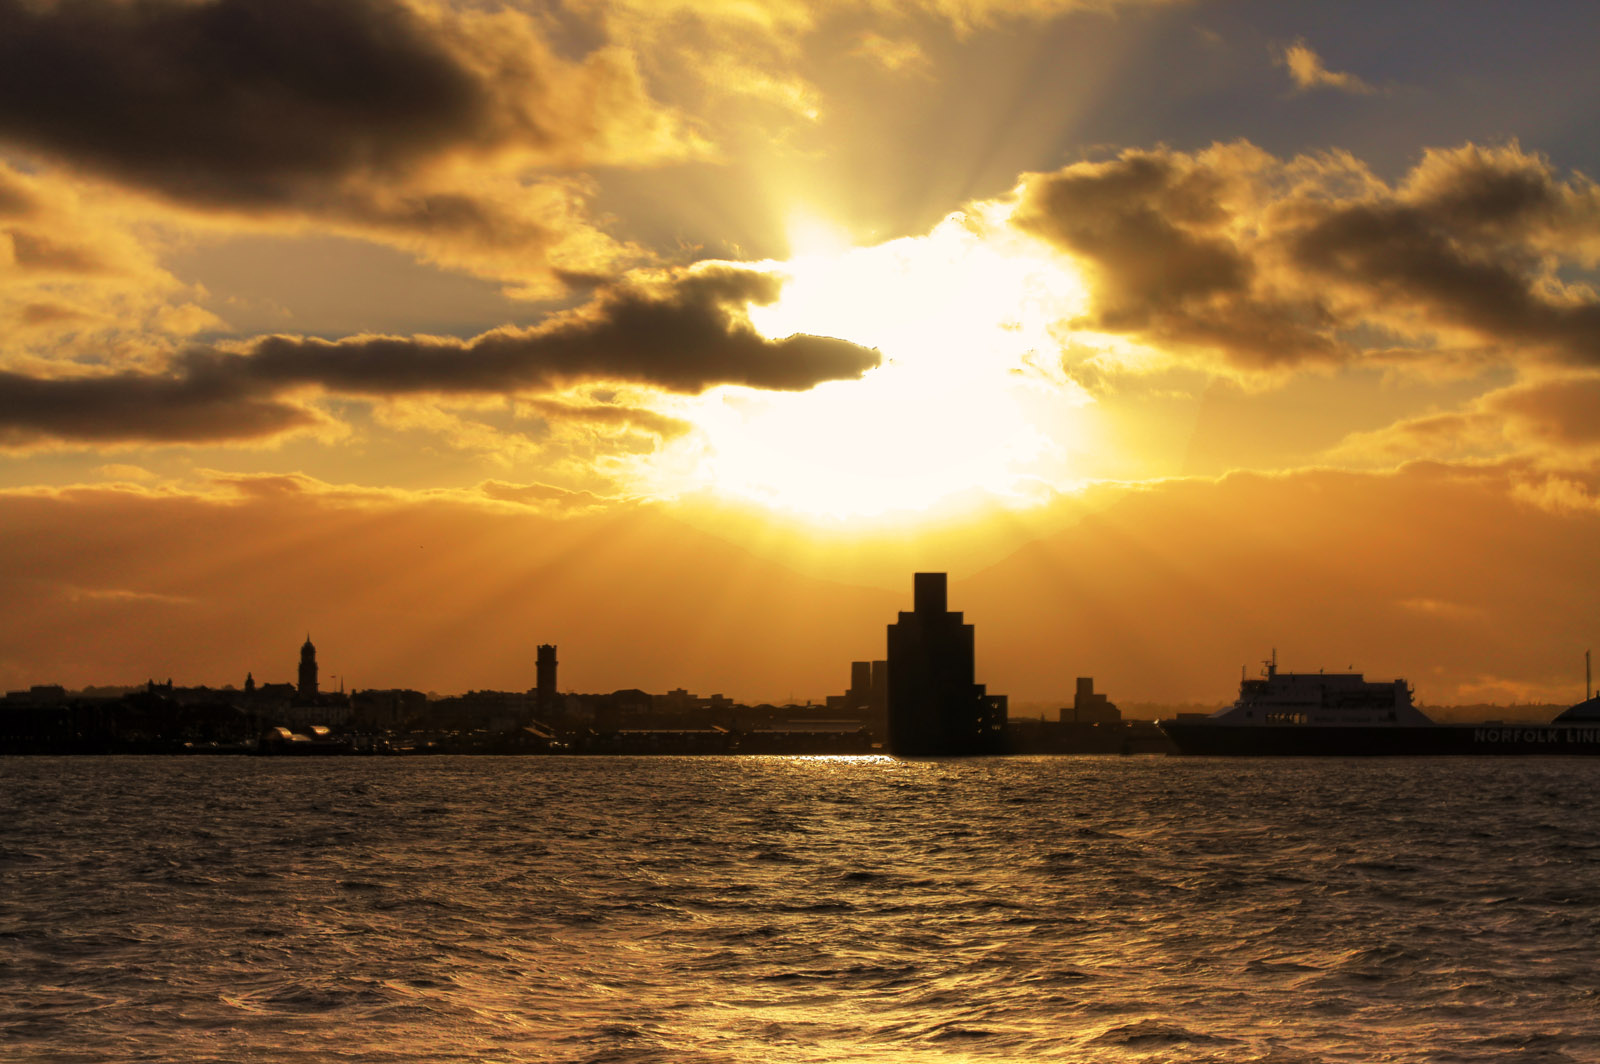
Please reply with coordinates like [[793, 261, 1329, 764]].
[[886, 572, 1006, 755], [848, 661, 872, 711], [1070, 677, 1120, 723]]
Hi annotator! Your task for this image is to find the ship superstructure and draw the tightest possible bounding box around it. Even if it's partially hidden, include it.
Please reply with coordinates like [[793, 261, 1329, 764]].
[[1207, 653, 1432, 728], [1159, 651, 1600, 756]]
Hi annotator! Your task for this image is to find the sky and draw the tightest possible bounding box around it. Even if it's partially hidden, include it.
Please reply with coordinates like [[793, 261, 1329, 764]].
[[4, 0, 1600, 706]]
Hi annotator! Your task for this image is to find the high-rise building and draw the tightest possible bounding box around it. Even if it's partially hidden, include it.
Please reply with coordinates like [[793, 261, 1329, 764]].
[[848, 660, 872, 711], [536, 644, 558, 710], [869, 660, 889, 716], [297, 636, 318, 702], [886, 573, 1006, 755]]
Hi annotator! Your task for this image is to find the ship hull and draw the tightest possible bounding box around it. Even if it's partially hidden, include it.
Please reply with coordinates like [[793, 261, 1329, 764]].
[[1160, 721, 1600, 756]]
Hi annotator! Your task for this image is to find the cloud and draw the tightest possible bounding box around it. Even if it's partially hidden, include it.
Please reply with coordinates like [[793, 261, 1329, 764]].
[[478, 480, 618, 511], [0, 0, 701, 196], [1010, 141, 1600, 376], [1012, 143, 1343, 369], [0, 0, 709, 294], [0, 265, 878, 448], [1328, 372, 1600, 468], [62, 585, 196, 607], [0, 161, 224, 361], [185, 266, 879, 394], [95, 464, 159, 482], [580, 0, 1179, 39], [1277, 38, 1377, 95], [0, 0, 1184, 298], [1486, 374, 1600, 449], [361, 391, 691, 470], [1396, 597, 1488, 623], [1510, 474, 1600, 514], [515, 398, 693, 441], [1327, 409, 1501, 466], [850, 33, 932, 76], [190, 468, 643, 516], [0, 366, 325, 449]]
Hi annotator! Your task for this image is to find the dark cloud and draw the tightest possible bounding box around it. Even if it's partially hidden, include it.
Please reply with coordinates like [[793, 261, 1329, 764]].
[[1012, 142, 1600, 374], [0, 0, 683, 205], [181, 266, 876, 395], [0, 368, 318, 448], [1398, 143, 1582, 238], [1015, 151, 1249, 320], [0, 0, 471, 203], [0, 0, 699, 288], [1289, 202, 1600, 360], [0, 266, 877, 447], [1014, 147, 1340, 367]]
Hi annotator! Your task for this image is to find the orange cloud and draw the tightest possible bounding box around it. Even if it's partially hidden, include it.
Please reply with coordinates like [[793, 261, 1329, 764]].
[[0, 162, 221, 362], [1326, 371, 1600, 469], [850, 33, 932, 76], [1277, 38, 1377, 95]]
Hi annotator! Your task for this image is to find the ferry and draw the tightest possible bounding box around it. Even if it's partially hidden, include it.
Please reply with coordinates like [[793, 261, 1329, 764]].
[[1159, 652, 1600, 756]]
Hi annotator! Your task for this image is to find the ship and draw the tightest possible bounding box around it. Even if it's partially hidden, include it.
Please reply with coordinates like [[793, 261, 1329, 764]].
[[1158, 651, 1600, 755]]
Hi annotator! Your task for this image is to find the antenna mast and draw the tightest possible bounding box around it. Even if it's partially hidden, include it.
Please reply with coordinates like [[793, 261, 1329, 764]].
[[1588, 649, 1592, 702]]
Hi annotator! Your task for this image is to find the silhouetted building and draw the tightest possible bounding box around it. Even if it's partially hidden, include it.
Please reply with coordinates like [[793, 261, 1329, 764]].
[[869, 660, 889, 715], [297, 636, 318, 702], [3, 685, 66, 706], [427, 689, 531, 733], [257, 682, 296, 704], [1070, 677, 1120, 723], [827, 661, 877, 715], [886, 572, 1006, 755], [848, 661, 872, 710], [351, 688, 426, 731], [536, 644, 558, 710]]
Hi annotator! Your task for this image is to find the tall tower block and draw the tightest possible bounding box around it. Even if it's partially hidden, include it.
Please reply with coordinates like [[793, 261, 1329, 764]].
[[536, 644, 558, 710], [297, 636, 319, 702], [886, 573, 1005, 756], [848, 660, 873, 710]]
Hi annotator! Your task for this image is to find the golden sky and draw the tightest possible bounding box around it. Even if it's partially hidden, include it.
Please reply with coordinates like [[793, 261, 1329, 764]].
[[3, 0, 1599, 704]]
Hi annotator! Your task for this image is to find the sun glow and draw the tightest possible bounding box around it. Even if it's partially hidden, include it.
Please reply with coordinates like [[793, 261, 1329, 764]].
[[645, 209, 1099, 519]]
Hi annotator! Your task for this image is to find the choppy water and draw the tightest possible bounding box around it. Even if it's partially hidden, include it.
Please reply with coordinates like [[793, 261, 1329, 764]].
[[4, 755, 1600, 1063]]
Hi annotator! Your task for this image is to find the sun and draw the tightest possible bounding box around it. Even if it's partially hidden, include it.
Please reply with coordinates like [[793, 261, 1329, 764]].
[[642, 208, 1099, 520]]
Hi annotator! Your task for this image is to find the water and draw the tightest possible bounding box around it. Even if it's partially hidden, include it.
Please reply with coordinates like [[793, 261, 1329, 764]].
[[4, 756, 1600, 1063]]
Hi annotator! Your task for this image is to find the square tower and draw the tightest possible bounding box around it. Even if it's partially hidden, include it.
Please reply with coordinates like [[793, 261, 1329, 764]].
[[886, 573, 1005, 755]]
